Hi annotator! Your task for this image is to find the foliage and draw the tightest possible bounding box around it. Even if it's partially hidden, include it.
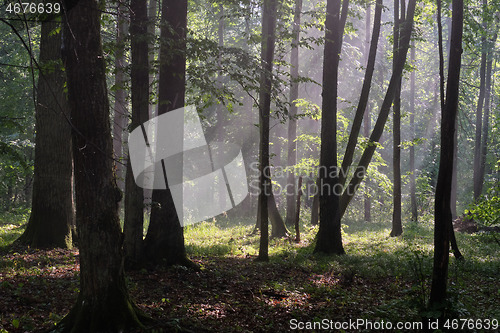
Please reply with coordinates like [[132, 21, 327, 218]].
[[0, 21, 37, 211], [466, 184, 500, 226]]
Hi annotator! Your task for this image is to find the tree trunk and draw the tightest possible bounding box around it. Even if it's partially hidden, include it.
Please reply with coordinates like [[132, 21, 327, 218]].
[[269, 190, 289, 238], [216, 4, 228, 209], [311, 189, 319, 226], [450, 132, 458, 219], [18, 19, 73, 249], [390, 0, 403, 237], [143, 0, 194, 268], [143, 0, 158, 209], [339, 0, 382, 186], [123, 0, 150, 269], [148, 0, 157, 118], [255, 183, 289, 238], [473, 0, 488, 200], [478, 35, 495, 197], [113, 4, 128, 194], [285, 0, 302, 227], [437, 0, 463, 260], [314, 0, 348, 255], [410, 42, 418, 222], [339, 0, 417, 218], [363, 1, 374, 223], [295, 176, 303, 242], [256, 0, 278, 262], [57, 0, 146, 330], [429, 0, 463, 311]]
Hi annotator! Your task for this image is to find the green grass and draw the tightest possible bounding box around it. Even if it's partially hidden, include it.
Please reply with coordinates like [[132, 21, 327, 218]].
[[0, 209, 28, 248], [1, 210, 498, 324], [184, 215, 500, 321]]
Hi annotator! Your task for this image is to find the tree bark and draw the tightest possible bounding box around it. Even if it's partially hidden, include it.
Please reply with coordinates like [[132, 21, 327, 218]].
[[311, 188, 319, 226], [143, 0, 194, 268], [295, 176, 303, 242], [269, 190, 289, 238], [57, 0, 147, 330], [123, 0, 150, 269], [113, 3, 128, 194], [363, 1, 374, 223], [390, 0, 403, 237], [339, 0, 417, 218], [339, 0, 382, 186], [18, 19, 73, 249], [437, 0, 463, 260], [314, 0, 348, 255], [473, 0, 488, 200], [429, 0, 463, 310], [148, 0, 157, 119], [410, 42, 418, 222], [256, 0, 278, 262], [285, 0, 302, 227], [478, 34, 495, 197]]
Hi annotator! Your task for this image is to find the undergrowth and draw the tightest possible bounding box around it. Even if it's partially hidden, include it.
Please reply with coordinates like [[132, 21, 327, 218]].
[[1, 210, 499, 330]]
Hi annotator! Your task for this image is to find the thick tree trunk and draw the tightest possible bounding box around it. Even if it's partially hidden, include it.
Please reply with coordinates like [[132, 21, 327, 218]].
[[285, 0, 302, 227], [18, 19, 73, 249], [339, 0, 416, 218], [57, 0, 146, 330], [390, 0, 403, 237], [314, 0, 348, 255], [143, 0, 194, 268], [113, 4, 128, 194], [256, 0, 278, 262], [429, 0, 463, 310], [123, 0, 150, 268]]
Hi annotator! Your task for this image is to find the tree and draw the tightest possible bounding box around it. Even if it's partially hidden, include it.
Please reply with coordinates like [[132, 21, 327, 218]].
[[477, 31, 496, 198], [410, 42, 418, 222], [338, 0, 383, 223], [112, 3, 128, 193], [339, 0, 381, 187], [148, 0, 158, 119], [17, 18, 73, 249], [285, 0, 302, 227], [429, 0, 463, 311], [363, 1, 375, 223], [314, 0, 349, 255], [123, 0, 150, 268], [390, 0, 403, 237], [57, 0, 146, 330], [437, 0, 463, 260], [339, 0, 417, 218], [142, 0, 195, 267], [473, 0, 489, 200], [256, 0, 278, 262]]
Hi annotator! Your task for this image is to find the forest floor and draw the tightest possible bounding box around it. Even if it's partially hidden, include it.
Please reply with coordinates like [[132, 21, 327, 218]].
[[0, 210, 499, 332]]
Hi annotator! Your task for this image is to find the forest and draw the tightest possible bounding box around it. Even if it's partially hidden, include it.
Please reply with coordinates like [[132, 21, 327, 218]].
[[0, 0, 499, 331]]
